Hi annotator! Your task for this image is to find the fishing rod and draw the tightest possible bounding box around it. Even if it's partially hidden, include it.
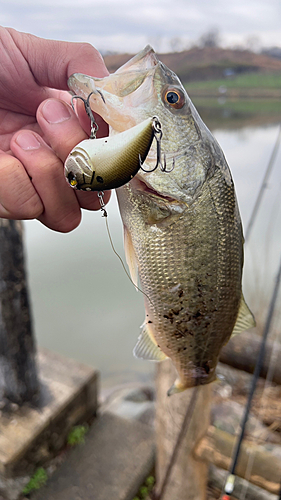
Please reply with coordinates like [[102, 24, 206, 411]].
[[220, 251, 281, 500], [245, 124, 281, 241], [220, 122, 281, 499]]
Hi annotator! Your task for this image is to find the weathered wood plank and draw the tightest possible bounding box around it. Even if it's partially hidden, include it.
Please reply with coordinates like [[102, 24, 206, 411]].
[[194, 426, 281, 494], [209, 465, 278, 500], [155, 360, 211, 500], [219, 330, 281, 384]]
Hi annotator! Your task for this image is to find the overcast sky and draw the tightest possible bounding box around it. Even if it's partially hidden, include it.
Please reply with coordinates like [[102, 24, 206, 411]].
[[1, 0, 280, 54]]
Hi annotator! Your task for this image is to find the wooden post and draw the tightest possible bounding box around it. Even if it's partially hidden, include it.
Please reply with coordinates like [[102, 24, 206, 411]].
[[220, 330, 281, 384], [194, 426, 281, 494], [0, 219, 39, 405], [155, 360, 212, 500]]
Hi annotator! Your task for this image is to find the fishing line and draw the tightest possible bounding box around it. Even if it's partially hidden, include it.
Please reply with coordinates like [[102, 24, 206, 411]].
[[97, 191, 152, 305], [245, 123, 281, 242], [220, 250, 281, 500]]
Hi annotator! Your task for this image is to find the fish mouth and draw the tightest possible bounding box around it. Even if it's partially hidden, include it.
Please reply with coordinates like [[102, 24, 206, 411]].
[[130, 176, 176, 203]]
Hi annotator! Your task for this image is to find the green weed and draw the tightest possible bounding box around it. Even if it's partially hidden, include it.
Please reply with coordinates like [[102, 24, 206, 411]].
[[22, 467, 48, 495], [67, 424, 89, 446], [133, 475, 155, 499]]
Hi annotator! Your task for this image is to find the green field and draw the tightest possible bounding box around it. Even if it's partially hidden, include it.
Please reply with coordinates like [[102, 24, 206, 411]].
[[193, 98, 281, 114], [185, 72, 281, 91]]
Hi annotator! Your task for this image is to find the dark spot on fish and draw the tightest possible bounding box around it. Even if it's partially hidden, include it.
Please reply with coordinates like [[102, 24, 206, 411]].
[[171, 307, 184, 315], [178, 289, 184, 298], [183, 347, 187, 350], [96, 176, 104, 183], [202, 362, 210, 374], [163, 314, 173, 324], [148, 320, 153, 324]]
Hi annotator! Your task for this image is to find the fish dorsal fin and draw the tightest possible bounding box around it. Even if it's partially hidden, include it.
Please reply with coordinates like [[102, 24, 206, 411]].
[[133, 322, 167, 361], [124, 226, 139, 290], [232, 294, 256, 336]]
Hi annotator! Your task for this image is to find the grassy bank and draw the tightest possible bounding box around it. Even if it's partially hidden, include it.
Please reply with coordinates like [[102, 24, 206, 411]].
[[186, 72, 281, 98]]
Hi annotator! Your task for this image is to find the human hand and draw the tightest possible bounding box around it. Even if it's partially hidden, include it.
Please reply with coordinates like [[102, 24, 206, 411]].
[[0, 27, 111, 232]]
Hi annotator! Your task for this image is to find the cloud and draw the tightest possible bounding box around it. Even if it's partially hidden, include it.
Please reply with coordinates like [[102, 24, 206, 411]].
[[1, 0, 280, 53]]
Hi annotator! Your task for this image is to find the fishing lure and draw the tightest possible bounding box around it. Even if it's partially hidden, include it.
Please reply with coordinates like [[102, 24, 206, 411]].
[[64, 92, 170, 191]]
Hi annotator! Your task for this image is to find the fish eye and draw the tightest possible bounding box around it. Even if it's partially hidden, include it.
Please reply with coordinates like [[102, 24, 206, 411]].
[[163, 87, 185, 109]]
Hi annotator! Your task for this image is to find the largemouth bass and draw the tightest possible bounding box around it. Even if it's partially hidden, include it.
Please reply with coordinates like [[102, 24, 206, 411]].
[[68, 46, 255, 394]]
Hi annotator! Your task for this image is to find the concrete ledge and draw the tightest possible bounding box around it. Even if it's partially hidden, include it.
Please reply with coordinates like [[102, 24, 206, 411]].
[[0, 348, 98, 498], [33, 412, 155, 500]]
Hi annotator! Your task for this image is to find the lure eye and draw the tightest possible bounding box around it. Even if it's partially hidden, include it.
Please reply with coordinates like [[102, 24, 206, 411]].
[[67, 172, 78, 187], [163, 87, 185, 109]]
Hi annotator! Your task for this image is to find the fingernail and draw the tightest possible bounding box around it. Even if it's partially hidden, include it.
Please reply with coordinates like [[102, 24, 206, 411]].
[[42, 100, 71, 124], [16, 131, 41, 150]]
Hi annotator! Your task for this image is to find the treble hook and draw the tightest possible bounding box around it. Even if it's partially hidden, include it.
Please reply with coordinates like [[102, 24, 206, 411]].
[[71, 90, 105, 139], [139, 116, 175, 173]]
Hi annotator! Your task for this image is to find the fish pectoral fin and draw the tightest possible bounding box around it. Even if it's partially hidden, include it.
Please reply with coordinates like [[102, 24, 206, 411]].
[[232, 294, 256, 336], [124, 226, 139, 291], [133, 322, 167, 361]]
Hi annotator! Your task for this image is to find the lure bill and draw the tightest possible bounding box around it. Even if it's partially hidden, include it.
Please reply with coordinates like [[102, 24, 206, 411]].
[[67, 46, 255, 395], [64, 117, 155, 191]]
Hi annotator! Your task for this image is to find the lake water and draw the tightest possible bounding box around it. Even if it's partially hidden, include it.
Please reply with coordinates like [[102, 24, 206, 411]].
[[23, 99, 281, 388]]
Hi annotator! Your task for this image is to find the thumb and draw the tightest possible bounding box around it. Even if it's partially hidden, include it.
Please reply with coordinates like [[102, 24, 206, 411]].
[[7, 28, 109, 88], [2, 28, 108, 113]]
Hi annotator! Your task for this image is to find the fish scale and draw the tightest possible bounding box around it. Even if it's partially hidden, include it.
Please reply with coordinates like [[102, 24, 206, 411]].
[[68, 45, 255, 394]]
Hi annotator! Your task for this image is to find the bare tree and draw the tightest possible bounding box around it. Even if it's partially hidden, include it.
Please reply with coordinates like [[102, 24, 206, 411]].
[[200, 28, 221, 48], [169, 37, 184, 53]]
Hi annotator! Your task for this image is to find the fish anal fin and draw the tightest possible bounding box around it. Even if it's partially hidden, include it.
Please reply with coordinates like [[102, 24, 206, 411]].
[[232, 294, 256, 336], [133, 322, 167, 361], [124, 226, 139, 291]]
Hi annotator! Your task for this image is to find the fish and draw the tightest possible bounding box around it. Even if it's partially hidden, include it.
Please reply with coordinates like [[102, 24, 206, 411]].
[[68, 45, 255, 394]]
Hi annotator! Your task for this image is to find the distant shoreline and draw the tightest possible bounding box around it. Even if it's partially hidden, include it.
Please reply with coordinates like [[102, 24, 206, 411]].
[[187, 88, 281, 99]]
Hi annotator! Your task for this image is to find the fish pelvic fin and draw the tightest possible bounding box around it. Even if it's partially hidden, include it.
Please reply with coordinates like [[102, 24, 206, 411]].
[[232, 293, 256, 336], [167, 378, 188, 397], [167, 374, 218, 396], [133, 322, 167, 362]]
